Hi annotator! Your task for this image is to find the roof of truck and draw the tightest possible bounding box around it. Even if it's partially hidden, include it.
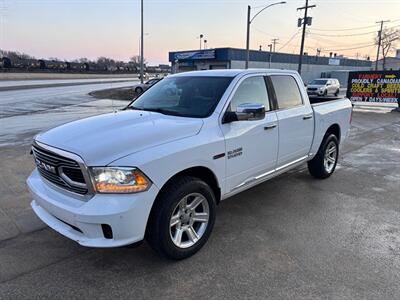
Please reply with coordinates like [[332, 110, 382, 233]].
[[171, 69, 300, 78]]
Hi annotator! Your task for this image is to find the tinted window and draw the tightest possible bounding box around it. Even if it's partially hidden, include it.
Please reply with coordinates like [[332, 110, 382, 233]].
[[270, 75, 303, 109], [130, 76, 233, 118], [229, 76, 269, 111], [310, 79, 327, 85]]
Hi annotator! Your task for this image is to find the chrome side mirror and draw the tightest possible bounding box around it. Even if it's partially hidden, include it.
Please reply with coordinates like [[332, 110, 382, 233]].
[[223, 103, 266, 123], [236, 103, 266, 121]]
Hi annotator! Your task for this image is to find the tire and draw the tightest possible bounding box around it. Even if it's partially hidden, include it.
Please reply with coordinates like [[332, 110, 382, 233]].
[[308, 134, 339, 179], [135, 87, 143, 94], [145, 176, 216, 260], [334, 89, 339, 96], [323, 89, 328, 97]]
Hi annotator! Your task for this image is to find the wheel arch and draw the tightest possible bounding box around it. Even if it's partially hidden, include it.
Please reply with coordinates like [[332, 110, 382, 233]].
[[156, 166, 221, 204], [145, 166, 221, 235], [325, 123, 341, 143]]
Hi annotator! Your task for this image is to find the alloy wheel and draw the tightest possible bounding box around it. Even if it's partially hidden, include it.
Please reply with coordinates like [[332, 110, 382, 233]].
[[169, 193, 210, 249], [324, 141, 337, 173]]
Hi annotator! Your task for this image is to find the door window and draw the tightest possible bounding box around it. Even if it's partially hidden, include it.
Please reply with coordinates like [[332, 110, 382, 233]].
[[228, 76, 270, 112], [270, 75, 303, 109]]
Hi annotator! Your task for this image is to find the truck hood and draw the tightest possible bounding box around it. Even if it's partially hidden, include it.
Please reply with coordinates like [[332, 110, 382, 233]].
[[36, 110, 203, 166]]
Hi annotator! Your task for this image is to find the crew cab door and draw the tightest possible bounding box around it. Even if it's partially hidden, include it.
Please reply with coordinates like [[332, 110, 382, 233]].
[[220, 75, 278, 193], [269, 75, 314, 167]]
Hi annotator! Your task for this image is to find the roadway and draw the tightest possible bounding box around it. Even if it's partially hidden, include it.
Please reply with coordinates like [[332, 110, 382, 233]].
[[0, 80, 136, 146]]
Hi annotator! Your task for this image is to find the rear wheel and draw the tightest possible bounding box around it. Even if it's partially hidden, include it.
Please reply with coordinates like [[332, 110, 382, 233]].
[[308, 134, 339, 179], [146, 176, 216, 260], [334, 89, 340, 96]]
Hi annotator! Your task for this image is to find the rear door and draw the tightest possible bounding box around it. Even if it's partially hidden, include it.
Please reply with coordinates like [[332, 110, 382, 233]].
[[220, 75, 278, 192], [269, 74, 314, 167]]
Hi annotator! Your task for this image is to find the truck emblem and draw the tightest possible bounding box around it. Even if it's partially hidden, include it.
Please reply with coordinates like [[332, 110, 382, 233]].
[[35, 158, 56, 174]]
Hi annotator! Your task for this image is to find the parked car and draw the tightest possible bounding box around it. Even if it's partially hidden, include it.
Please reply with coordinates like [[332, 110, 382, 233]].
[[133, 78, 162, 94], [307, 78, 340, 96], [27, 69, 352, 259]]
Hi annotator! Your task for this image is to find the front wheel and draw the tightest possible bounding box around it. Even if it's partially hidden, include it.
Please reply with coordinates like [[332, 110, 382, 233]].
[[146, 176, 216, 260], [135, 87, 143, 94], [308, 134, 339, 179]]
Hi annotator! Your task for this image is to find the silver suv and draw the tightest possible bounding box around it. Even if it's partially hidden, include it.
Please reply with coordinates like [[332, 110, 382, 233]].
[[307, 78, 340, 97]]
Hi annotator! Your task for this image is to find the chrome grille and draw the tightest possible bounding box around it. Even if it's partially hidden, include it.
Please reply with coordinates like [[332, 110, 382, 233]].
[[32, 144, 88, 195]]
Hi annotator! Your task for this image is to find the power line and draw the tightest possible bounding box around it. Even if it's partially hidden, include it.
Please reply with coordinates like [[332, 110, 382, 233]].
[[278, 29, 301, 51], [312, 24, 380, 32], [313, 19, 400, 32], [309, 30, 377, 37], [321, 43, 376, 52]]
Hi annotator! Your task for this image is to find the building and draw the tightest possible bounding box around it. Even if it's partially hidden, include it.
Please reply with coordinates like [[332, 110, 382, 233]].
[[169, 47, 372, 84], [377, 50, 400, 70]]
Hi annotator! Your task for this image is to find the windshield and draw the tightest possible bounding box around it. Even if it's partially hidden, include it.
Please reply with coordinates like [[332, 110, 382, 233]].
[[129, 76, 233, 118], [310, 79, 328, 85]]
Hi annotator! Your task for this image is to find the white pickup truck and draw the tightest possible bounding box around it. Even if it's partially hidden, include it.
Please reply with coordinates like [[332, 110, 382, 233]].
[[27, 69, 352, 259]]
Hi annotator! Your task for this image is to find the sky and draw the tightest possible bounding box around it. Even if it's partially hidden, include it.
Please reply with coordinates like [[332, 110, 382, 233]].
[[1, 0, 400, 65]]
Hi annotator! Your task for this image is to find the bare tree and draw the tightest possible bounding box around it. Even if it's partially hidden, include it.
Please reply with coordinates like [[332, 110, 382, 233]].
[[376, 28, 400, 69], [129, 55, 147, 67]]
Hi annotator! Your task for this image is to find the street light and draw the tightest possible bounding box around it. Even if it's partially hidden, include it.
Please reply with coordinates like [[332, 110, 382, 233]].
[[140, 0, 144, 83], [245, 1, 286, 68], [199, 34, 204, 50], [204, 39, 208, 49]]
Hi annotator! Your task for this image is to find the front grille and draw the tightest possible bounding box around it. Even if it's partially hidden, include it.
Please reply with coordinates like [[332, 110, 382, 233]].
[[32, 145, 88, 195]]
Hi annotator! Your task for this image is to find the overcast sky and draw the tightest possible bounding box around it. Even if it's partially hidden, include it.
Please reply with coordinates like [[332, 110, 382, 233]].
[[1, 0, 400, 64]]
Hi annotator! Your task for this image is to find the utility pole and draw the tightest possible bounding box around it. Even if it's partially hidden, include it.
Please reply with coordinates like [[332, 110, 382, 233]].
[[375, 20, 389, 70], [140, 0, 144, 83], [297, 0, 315, 74], [199, 34, 204, 50], [268, 43, 273, 68], [271, 38, 279, 52], [245, 5, 251, 69]]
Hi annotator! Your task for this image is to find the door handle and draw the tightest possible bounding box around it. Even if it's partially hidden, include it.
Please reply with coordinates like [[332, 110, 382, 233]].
[[264, 123, 277, 130], [303, 114, 313, 120]]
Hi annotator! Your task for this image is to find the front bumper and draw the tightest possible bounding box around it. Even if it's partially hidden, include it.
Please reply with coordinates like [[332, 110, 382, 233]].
[[307, 89, 324, 96], [27, 169, 159, 248]]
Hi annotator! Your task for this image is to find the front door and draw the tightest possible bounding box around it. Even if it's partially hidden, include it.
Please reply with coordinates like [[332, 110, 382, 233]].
[[220, 75, 279, 193]]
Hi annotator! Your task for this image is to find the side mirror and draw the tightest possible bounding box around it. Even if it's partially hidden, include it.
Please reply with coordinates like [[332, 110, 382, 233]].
[[223, 103, 266, 123]]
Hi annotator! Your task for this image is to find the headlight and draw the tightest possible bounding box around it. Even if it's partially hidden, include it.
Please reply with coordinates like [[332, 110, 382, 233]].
[[90, 167, 151, 193]]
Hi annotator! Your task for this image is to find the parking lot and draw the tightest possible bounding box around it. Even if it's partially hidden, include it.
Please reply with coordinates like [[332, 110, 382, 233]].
[[0, 82, 399, 299]]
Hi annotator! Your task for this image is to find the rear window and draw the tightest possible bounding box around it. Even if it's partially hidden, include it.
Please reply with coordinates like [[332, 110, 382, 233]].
[[270, 75, 303, 109]]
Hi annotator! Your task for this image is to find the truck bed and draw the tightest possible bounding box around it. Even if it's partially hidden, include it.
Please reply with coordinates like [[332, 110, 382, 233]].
[[309, 96, 343, 104], [309, 97, 352, 156]]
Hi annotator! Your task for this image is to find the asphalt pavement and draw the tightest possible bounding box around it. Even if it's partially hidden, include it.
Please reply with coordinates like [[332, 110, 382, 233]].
[[0, 80, 136, 146], [0, 82, 399, 299]]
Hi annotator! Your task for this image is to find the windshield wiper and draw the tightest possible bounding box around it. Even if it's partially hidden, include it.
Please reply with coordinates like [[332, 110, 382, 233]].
[[124, 106, 183, 116], [124, 106, 143, 111], [141, 107, 184, 116]]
